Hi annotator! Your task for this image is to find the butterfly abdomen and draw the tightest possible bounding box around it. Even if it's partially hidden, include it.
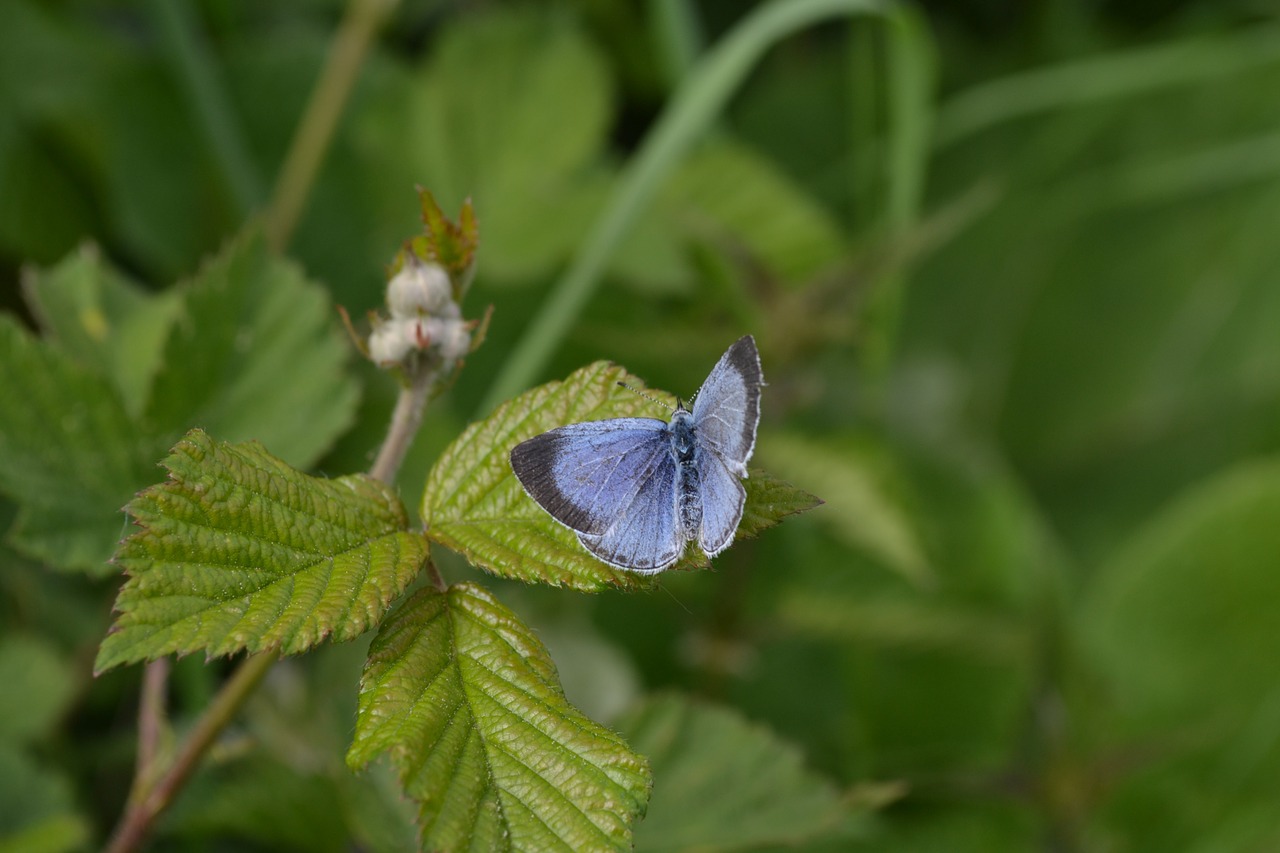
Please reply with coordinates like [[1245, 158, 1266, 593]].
[[670, 411, 703, 539]]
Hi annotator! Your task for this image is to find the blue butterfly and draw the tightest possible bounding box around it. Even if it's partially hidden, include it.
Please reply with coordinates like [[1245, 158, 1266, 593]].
[[510, 336, 763, 574]]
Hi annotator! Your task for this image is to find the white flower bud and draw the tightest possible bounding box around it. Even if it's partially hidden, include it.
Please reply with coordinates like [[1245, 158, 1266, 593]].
[[386, 259, 453, 317], [367, 320, 415, 365], [436, 317, 472, 362]]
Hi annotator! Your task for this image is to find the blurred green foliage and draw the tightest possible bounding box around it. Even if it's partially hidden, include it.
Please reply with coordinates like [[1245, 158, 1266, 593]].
[[3, 0, 1280, 849]]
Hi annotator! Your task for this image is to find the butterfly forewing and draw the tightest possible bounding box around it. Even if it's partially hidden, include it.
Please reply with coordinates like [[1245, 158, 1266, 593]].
[[691, 335, 763, 474], [510, 418, 669, 535]]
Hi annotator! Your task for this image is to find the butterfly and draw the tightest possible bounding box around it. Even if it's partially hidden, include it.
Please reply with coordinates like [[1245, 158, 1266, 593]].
[[509, 335, 763, 574]]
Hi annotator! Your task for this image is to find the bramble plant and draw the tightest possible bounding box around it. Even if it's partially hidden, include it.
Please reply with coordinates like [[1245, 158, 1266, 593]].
[[2, 190, 820, 852]]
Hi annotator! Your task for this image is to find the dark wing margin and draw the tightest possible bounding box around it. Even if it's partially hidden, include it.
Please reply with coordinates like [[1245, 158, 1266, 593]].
[[691, 335, 763, 474], [509, 418, 669, 535]]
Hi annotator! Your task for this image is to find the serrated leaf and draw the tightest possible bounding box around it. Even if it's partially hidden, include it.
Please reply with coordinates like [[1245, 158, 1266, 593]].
[[424, 360, 818, 591], [95, 430, 427, 672], [143, 229, 359, 470], [0, 315, 164, 573], [347, 582, 650, 853], [423, 361, 660, 592], [404, 189, 478, 289], [21, 244, 180, 418], [616, 694, 850, 852]]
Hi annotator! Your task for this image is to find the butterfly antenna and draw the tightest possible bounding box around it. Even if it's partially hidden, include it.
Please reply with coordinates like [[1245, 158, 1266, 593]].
[[617, 381, 674, 412]]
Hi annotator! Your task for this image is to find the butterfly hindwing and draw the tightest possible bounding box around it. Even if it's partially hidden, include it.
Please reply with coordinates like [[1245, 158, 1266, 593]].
[[697, 448, 747, 558], [510, 418, 670, 535], [691, 335, 763, 474], [577, 450, 683, 573]]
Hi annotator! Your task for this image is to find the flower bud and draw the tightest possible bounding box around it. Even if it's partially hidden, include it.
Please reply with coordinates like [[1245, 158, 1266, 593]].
[[367, 319, 415, 366], [386, 258, 453, 318]]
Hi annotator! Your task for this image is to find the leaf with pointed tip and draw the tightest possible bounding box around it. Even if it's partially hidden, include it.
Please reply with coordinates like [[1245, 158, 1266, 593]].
[[347, 582, 651, 852], [0, 316, 165, 574], [618, 694, 854, 852], [423, 360, 820, 590], [95, 430, 427, 673]]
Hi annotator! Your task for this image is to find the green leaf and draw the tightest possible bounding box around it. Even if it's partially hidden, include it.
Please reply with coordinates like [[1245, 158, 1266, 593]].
[[386, 9, 614, 283], [95, 430, 427, 672], [616, 693, 849, 852], [347, 582, 651, 852], [0, 746, 90, 852], [757, 430, 931, 586], [22, 243, 179, 417], [662, 138, 846, 287], [423, 360, 818, 591], [0, 315, 163, 573], [144, 229, 359, 470], [1082, 458, 1280, 729], [423, 360, 659, 592], [0, 636, 77, 744]]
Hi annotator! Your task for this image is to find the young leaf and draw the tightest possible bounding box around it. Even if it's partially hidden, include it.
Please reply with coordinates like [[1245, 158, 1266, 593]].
[[423, 360, 820, 591], [0, 316, 164, 574], [95, 430, 428, 673], [143, 230, 359, 470], [616, 694, 851, 852], [347, 582, 651, 852]]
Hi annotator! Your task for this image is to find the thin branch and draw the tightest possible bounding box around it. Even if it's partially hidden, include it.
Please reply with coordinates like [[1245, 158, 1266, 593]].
[[369, 367, 434, 485], [265, 0, 401, 250], [135, 659, 170, 780], [103, 652, 278, 853]]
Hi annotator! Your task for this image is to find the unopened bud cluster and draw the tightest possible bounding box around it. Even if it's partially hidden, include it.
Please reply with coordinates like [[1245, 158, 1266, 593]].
[[368, 257, 471, 368]]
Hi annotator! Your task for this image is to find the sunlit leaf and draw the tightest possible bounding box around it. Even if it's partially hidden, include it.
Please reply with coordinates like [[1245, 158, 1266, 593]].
[[424, 360, 818, 591], [0, 315, 163, 573], [95, 430, 427, 672], [347, 582, 650, 852], [617, 693, 850, 852]]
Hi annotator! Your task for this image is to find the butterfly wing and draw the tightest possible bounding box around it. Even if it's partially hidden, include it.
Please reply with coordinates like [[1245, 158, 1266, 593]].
[[691, 335, 763, 475], [510, 418, 670, 535], [697, 449, 747, 558], [576, 450, 683, 573]]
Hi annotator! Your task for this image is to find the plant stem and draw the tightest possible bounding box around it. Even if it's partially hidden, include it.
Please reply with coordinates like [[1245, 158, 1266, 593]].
[[265, 0, 401, 251], [370, 367, 434, 485], [103, 652, 278, 853], [135, 659, 170, 779]]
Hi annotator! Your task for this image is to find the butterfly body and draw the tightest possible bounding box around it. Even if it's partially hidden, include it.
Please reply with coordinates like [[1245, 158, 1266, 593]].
[[510, 336, 763, 574]]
